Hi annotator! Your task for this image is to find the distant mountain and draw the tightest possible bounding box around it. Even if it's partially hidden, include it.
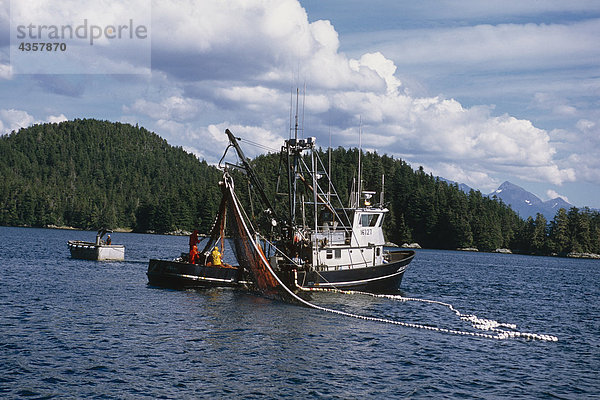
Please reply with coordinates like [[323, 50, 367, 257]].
[[488, 181, 573, 220], [544, 197, 573, 216], [437, 177, 474, 194], [458, 183, 474, 194]]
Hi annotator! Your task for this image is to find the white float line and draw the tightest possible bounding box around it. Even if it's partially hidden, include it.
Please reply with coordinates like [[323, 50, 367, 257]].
[[299, 287, 558, 342]]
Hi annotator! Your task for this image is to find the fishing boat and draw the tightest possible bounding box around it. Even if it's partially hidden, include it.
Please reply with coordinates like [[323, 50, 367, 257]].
[[218, 127, 415, 294], [147, 121, 414, 294], [68, 229, 125, 261]]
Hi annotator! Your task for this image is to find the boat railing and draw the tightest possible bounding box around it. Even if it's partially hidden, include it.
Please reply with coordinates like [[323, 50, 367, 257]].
[[313, 260, 371, 271]]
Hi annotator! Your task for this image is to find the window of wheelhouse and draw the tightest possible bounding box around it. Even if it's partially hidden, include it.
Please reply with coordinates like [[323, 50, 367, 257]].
[[360, 213, 380, 227], [320, 210, 334, 224], [320, 209, 345, 229]]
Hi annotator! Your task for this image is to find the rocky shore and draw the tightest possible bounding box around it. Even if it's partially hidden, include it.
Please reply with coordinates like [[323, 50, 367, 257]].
[[566, 252, 600, 259]]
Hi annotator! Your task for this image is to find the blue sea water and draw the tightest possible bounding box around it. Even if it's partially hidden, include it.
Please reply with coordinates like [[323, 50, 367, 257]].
[[0, 226, 598, 399]]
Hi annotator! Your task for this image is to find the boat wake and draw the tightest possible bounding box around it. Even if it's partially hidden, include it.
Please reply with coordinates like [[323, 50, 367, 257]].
[[304, 289, 558, 342]]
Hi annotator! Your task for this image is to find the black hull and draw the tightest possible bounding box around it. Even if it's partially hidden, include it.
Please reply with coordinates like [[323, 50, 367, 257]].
[[148, 249, 414, 293], [292, 250, 415, 293], [147, 259, 247, 289]]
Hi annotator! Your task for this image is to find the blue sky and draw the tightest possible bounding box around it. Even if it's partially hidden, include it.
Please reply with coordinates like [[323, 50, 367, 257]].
[[1, 0, 599, 209]]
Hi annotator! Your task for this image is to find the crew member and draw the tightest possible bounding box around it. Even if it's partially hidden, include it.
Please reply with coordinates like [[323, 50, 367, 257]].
[[189, 230, 200, 252], [211, 246, 222, 266], [106, 235, 112, 245], [189, 244, 199, 264], [292, 252, 303, 267]]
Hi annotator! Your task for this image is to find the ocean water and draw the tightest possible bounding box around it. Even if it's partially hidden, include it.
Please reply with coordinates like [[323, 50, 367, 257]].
[[0, 226, 598, 399]]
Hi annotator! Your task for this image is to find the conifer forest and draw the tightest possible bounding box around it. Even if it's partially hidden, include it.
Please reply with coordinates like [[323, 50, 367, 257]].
[[1, 119, 599, 256]]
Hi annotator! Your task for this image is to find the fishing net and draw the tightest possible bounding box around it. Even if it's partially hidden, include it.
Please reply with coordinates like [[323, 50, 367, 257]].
[[218, 173, 280, 293]]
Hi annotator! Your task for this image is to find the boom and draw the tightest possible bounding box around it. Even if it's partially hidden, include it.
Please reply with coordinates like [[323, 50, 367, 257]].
[[223, 129, 280, 227]]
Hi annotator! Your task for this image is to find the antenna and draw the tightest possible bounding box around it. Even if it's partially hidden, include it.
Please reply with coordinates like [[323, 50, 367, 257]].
[[357, 117, 362, 208], [289, 87, 293, 140], [328, 124, 332, 203], [294, 88, 299, 141], [301, 82, 306, 139], [380, 174, 385, 206]]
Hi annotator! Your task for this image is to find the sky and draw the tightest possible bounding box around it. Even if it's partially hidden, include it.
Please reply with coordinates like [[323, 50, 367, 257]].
[[1, 0, 599, 209]]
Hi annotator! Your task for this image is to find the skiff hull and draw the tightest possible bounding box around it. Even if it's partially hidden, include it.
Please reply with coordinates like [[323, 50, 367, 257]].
[[67, 240, 125, 261], [147, 259, 247, 289]]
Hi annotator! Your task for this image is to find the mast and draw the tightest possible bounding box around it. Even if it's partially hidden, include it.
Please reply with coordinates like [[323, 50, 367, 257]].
[[301, 82, 306, 139], [328, 126, 332, 203], [312, 145, 318, 235], [349, 176, 356, 208], [290, 88, 300, 225], [357, 118, 363, 208]]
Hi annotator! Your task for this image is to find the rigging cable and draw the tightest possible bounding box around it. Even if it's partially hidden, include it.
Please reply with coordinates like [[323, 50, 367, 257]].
[[237, 137, 279, 153]]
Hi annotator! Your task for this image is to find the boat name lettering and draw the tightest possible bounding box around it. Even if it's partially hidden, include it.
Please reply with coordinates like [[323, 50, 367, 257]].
[[360, 229, 373, 236]]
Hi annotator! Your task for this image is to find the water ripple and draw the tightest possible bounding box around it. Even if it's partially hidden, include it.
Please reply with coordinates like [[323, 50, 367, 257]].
[[0, 228, 598, 399]]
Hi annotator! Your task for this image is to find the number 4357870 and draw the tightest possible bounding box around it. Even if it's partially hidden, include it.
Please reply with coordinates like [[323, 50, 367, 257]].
[[18, 42, 67, 51]]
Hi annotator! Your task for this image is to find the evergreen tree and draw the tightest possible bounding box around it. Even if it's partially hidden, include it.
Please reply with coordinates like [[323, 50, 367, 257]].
[[529, 213, 549, 254], [549, 208, 570, 254]]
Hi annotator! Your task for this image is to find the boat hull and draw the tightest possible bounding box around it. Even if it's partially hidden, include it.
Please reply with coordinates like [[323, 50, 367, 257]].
[[68, 241, 125, 261], [148, 250, 414, 293], [147, 259, 246, 289], [293, 249, 415, 293]]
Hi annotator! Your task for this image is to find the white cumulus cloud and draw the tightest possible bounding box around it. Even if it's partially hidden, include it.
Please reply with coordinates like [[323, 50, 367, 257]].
[[5, 0, 588, 195], [118, 0, 580, 189], [124, 96, 203, 121], [0, 109, 68, 135], [0, 109, 36, 134]]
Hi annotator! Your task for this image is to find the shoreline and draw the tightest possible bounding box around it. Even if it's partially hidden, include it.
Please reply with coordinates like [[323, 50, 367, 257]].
[[45, 225, 134, 233], [43, 225, 199, 237], [2, 225, 598, 258]]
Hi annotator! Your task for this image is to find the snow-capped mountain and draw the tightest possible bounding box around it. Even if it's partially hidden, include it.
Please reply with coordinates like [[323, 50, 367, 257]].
[[488, 181, 573, 220], [438, 177, 577, 220]]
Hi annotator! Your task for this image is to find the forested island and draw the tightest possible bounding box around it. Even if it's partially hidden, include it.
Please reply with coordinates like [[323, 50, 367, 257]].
[[1, 119, 599, 257]]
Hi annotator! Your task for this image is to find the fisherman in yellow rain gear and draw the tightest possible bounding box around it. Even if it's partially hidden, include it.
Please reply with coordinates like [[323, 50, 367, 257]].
[[211, 246, 222, 266]]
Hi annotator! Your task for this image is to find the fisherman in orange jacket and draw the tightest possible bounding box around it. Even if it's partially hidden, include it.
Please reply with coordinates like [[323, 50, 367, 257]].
[[189, 244, 199, 264]]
